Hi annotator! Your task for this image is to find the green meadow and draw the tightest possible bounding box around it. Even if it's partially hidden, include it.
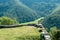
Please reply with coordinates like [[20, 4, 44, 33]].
[[0, 26, 40, 40]]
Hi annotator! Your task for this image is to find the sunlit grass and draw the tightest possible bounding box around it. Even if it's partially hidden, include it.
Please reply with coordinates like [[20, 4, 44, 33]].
[[0, 26, 40, 40], [21, 17, 44, 25]]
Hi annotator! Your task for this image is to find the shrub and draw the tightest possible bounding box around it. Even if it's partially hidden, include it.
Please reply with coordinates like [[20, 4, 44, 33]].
[[0, 16, 19, 25], [50, 27, 60, 40]]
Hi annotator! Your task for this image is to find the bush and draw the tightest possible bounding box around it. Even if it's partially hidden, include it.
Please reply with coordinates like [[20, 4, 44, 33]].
[[0, 16, 19, 25], [49, 27, 60, 40]]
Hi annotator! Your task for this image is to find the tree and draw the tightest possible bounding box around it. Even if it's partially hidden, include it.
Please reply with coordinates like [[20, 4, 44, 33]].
[[55, 30, 60, 40], [0, 16, 19, 25], [50, 27, 60, 40]]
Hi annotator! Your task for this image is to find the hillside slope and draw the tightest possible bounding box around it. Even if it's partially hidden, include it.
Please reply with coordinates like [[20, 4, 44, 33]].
[[0, 0, 39, 23], [20, 0, 60, 16], [42, 5, 60, 29], [0, 26, 40, 40]]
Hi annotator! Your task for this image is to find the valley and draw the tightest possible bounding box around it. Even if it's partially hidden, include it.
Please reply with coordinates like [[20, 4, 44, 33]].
[[0, 0, 60, 40]]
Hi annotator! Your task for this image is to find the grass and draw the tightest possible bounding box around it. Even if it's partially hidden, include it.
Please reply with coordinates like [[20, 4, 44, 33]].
[[21, 17, 44, 25], [0, 17, 44, 40], [0, 26, 40, 40]]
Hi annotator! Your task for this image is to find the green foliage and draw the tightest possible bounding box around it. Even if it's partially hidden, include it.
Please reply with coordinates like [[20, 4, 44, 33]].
[[56, 30, 60, 40], [42, 6, 60, 29], [0, 16, 19, 25], [49, 27, 57, 40], [0, 0, 39, 23], [49, 27, 60, 40]]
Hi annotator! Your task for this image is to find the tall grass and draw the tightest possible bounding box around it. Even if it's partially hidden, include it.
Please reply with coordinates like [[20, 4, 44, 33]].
[[0, 26, 40, 40]]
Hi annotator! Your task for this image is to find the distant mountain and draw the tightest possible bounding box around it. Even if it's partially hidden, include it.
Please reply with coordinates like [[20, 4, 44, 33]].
[[42, 5, 60, 29], [20, 0, 60, 16], [0, 0, 39, 23]]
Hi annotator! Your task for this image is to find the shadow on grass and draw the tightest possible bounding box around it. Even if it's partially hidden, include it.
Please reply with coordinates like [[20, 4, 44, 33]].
[[0, 24, 26, 29], [0, 24, 37, 29]]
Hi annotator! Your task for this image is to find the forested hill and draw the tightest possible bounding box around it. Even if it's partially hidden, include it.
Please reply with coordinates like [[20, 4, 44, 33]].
[[0, 0, 60, 23], [42, 5, 60, 29], [20, 0, 60, 17], [0, 0, 39, 23]]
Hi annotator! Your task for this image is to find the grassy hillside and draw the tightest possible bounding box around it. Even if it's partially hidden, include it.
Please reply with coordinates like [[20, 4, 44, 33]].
[[0, 0, 39, 23], [42, 5, 60, 29], [0, 26, 40, 40]]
